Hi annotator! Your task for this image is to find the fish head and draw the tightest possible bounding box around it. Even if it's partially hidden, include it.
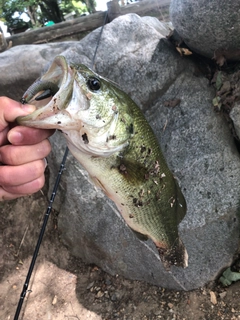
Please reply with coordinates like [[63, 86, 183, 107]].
[[17, 55, 134, 157]]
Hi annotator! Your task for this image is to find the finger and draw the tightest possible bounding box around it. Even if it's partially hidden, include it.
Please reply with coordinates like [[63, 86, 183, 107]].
[[0, 97, 35, 131], [0, 175, 45, 199], [0, 175, 45, 201], [0, 189, 26, 201], [0, 127, 9, 145], [8, 126, 54, 146], [0, 140, 51, 165], [0, 159, 46, 187]]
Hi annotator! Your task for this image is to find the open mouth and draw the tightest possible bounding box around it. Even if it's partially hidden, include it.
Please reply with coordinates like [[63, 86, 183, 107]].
[[21, 80, 59, 105], [21, 56, 72, 105], [17, 56, 75, 126]]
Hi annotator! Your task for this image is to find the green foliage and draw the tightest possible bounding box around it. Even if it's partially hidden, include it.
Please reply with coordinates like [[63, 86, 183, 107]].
[[0, 0, 94, 31], [82, 0, 96, 14], [219, 267, 240, 286], [0, 0, 32, 29], [59, 0, 88, 16]]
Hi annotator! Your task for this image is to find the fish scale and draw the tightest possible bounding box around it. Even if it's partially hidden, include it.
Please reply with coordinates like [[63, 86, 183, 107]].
[[17, 55, 188, 269]]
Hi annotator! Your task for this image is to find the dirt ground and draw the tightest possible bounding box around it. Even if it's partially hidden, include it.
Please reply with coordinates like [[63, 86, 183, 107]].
[[1, 176, 240, 320]]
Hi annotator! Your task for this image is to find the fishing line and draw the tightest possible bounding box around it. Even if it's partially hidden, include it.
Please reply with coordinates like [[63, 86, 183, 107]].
[[14, 10, 108, 320], [91, 11, 108, 69]]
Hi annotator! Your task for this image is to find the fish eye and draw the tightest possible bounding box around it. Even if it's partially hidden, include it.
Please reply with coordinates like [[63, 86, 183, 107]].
[[87, 77, 101, 91]]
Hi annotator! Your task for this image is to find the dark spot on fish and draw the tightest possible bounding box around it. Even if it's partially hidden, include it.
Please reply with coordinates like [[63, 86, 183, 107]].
[[133, 198, 143, 207], [140, 145, 146, 153], [57, 121, 61, 124], [148, 148, 152, 155], [155, 191, 161, 201], [82, 133, 89, 144], [138, 201, 143, 206], [107, 135, 116, 142], [51, 99, 60, 113], [119, 163, 128, 175], [121, 203, 125, 206], [118, 152, 124, 159], [150, 161, 160, 175], [129, 214, 134, 218], [138, 189, 144, 198], [128, 123, 134, 134]]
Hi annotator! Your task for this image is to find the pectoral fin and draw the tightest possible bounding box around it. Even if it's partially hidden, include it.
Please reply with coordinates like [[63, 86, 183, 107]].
[[130, 228, 148, 241]]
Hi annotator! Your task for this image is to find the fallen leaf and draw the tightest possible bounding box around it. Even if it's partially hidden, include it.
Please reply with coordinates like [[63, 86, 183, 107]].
[[219, 80, 231, 95], [215, 71, 223, 91], [176, 47, 192, 56], [213, 50, 226, 66], [212, 96, 222, 110], [181, 48, 192, 55]]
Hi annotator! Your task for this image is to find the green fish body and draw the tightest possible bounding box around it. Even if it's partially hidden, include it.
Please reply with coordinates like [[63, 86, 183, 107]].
[[17, 56, 188, 268]]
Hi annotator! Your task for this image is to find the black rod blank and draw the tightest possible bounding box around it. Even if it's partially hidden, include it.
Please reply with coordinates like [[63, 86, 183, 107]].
[[14, 146, 69, 320]]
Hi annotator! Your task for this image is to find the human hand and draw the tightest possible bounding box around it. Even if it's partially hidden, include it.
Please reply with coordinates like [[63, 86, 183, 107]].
[[0, 97, 53, 201]]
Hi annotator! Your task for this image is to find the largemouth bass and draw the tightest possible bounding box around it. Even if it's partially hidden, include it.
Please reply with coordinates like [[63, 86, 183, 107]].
[[17, 56, 188, 269]]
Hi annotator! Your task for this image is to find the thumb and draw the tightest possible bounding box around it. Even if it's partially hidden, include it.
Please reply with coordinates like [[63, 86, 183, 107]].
[[0, 97, 35, 131]]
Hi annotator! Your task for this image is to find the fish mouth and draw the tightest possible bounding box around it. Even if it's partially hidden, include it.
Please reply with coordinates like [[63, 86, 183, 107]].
[[17, 56, 77, 129]]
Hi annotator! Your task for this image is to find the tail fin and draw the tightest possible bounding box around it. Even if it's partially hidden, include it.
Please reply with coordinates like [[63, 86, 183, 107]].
[[158, 238, 188, 270]]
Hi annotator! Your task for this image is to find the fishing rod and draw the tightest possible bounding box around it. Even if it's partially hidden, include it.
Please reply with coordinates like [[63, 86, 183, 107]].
[[14, 147, 69, 320], [13, 10, 108, 320]]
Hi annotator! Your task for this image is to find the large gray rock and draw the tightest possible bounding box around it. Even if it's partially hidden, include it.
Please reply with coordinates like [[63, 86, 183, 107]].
[[1, 14, 240, 290], [170, 0, 240, 60], [230, 103, 240, 140]]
